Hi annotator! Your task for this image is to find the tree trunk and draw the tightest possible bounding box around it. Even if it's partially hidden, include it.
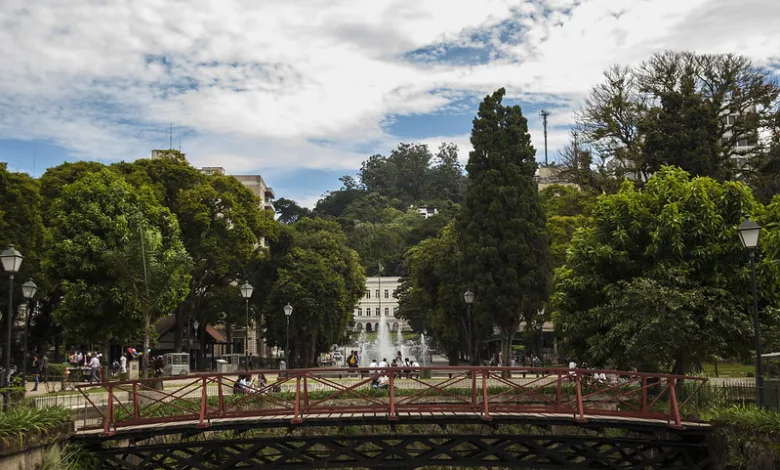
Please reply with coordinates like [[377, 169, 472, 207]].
[[174, 304, 184, 352], [142, 307, 150, 379], [102, 344, 110, 384], [501, 328, 514, 378], [200, 331, 208, 372]]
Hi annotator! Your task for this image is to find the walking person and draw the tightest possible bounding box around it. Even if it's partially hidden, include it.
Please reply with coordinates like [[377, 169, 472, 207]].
[[40, 354, 48, 384], [31, 354, 40, 392], [88, 353, 101, 384]]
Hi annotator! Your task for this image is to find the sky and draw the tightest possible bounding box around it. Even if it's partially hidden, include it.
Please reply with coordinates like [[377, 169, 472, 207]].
[[1, 0, 779, 208]]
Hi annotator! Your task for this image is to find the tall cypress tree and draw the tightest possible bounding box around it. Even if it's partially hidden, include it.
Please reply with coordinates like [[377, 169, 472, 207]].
[[458, 88, 551, 367]]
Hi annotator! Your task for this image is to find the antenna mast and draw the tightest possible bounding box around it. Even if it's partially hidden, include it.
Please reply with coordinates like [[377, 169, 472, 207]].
[[169, 125, 173, 149], [540, 110, 550, 166]]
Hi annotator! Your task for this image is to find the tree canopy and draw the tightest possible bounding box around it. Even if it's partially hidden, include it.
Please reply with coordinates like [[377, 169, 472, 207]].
[[554, 166, 780, 373], [458, 88, 552, 366], [261, 219, 365, 367]]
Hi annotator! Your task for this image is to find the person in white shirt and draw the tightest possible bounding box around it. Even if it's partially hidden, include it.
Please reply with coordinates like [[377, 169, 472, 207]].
[[88, 355, 101, 384], [119, 355, 127, 374], [369, 359, 378, 374], [378, 358, 388, 368]]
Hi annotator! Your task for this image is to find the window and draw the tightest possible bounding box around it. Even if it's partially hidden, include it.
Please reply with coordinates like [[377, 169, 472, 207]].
[[375, 289, 380, 298], [357, 308, 362, 317], [384, 289, 389, 298], [376, 308, 381, 316], [385, 307, 390, 316], [366, 291, 371, 299], [233, 338, 244, 355]]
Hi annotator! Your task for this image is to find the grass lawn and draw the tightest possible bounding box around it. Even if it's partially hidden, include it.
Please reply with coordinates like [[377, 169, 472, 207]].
[[701, 362, 755, 377]]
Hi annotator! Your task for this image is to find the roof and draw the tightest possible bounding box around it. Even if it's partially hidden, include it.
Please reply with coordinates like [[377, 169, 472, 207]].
[[154, 316, 227, 343]]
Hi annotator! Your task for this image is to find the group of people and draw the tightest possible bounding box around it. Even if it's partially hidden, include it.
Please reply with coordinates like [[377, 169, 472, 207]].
[[234, 373, 274, 394], [67, 350, 103, 384]]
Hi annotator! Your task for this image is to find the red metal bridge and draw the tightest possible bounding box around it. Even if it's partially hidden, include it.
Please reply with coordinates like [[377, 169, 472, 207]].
[[73, 366, 714, 469]]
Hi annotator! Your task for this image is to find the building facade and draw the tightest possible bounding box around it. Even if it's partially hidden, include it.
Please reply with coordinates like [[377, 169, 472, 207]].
[[353, 276, 409, 333], [232, 175, 275, 212]]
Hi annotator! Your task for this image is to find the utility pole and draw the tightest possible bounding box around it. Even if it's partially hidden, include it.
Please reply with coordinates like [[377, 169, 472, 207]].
[[540, 110, 550, 167]]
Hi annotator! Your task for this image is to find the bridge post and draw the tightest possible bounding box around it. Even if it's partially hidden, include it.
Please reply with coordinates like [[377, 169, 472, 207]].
[[217, 376, 224, 416], [481, 369, 491, 421], [668, 378, 683, 429], [555, 371, 562, 413], [471, 369, 477, 410], [197, 376, 209, 429], [292, 374, 302, 424], [102, 385, 115, 437], [388, 372, 397, 420], [132, 383, 139, 420], [303, 375, 309, 408], [574, 373, 586, 423], [641, 376, 648, 415]]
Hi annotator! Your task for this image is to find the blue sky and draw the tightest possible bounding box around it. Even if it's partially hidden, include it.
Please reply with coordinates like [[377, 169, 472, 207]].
[[1, 0, 779, 207]]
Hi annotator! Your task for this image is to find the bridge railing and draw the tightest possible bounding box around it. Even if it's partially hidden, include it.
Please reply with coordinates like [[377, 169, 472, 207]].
[[74, 366, 707, 436]]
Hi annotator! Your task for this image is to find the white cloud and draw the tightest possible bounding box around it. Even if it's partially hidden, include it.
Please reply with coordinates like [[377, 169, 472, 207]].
[[0, 0, 778, 203]]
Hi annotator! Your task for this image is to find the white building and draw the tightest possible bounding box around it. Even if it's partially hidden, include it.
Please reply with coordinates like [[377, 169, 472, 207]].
[[232, 175, 275, 212], [353, 276, 409, 333], [415, 206, 439, 219]]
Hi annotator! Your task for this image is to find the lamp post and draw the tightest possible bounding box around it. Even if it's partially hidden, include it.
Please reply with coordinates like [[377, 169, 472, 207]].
[[240, 283, 254, 372], [1, 245, 23, 410], [192, 320, 199, 371], [21, 280, 37, 384], [283, 304, 293, 367], [738, 217, 763, 407], [537, 308, 545, 367], [463, 289, 474, 365]]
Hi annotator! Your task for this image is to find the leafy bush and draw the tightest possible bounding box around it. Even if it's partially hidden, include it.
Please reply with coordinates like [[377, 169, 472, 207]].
[[707, 405, 780, 469], [0, 405, 71, 446]]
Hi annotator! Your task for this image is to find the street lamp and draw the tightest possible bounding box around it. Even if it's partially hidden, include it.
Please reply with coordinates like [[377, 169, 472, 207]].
[[738, 217, 763, 407], [463, 289, 474, 365], [283, 304, 293, 367], [1, 245, 23, 410], [21, 280, 37, 384], [539, 309, 546, 364], [240, 282, 254, 372]]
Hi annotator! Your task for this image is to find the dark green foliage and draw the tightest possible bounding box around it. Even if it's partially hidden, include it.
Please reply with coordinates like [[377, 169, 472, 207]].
[[575, 51, 780, 183], [261, 219, 365, 367], [554, 167, 780, 373], [640, 66, 722, 177], [459, 88, 552, 367], [43, 168, 185, 348], [274, 197, 312, 224]]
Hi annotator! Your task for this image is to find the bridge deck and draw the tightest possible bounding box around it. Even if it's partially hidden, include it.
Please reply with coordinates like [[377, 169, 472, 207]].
[[73, 410, 710, 441]]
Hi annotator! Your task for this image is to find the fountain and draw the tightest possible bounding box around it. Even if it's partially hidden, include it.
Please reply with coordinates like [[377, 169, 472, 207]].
[[353, 322, 429, 367]]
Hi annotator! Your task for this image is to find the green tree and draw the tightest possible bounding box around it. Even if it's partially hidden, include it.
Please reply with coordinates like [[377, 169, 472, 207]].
[[274, 198, 312, 224], [43, 169, 184, 375], [397, 222, 491, 364], [577, 51, 780, 182], [640, 66, 722, 177], [553, 167, 780, 373], [175, 174, 278, 359], [103, 225, 191, 377], [0, 164, 46, 363], [459, 88, 552, 368], [262, 219, 364, 367]]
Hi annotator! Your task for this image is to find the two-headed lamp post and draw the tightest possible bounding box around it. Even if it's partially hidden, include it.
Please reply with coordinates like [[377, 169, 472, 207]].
[[463, 289, 474, 365], [21, 280, 37, 382], [240, 282, 254, 372], [737, 218, 763, 407], [1, 245, 23, 398], [283, 304, 293, 367]]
